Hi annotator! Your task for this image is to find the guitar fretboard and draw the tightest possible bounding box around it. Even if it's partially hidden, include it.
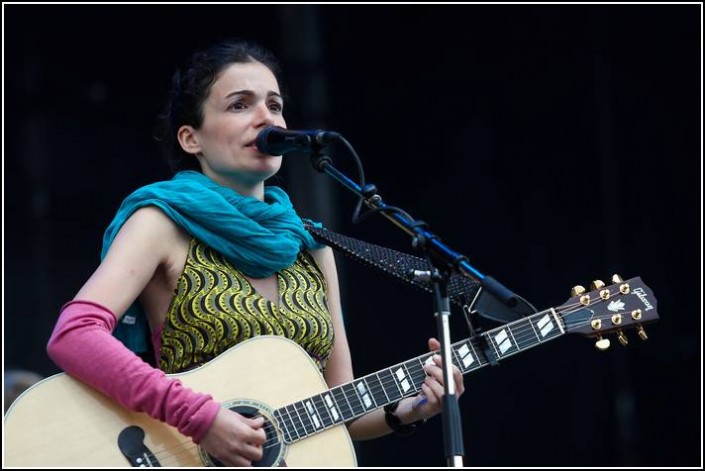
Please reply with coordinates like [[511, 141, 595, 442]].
[[272, 308, 567, 444]]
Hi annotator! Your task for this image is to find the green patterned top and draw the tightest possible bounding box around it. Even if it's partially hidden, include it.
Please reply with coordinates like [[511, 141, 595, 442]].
[[159, 238, 334, 374]]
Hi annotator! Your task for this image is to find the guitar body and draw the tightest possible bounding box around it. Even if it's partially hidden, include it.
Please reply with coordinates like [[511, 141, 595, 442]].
[[4, 336, 356, 467]]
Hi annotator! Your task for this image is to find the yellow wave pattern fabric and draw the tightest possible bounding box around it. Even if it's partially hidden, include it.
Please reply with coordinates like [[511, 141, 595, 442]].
[[160, 238, 334, 373]]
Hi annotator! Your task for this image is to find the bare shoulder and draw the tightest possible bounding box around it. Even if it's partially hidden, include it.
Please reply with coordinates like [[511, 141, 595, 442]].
[[309, 246, 336, 275], [122, 206, 181, 237], [75, 206, 188, 317], [112, 206, 186, 253]]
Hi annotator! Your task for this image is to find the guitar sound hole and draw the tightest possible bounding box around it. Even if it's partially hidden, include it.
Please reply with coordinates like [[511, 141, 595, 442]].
[[205, 405, 283, 467]]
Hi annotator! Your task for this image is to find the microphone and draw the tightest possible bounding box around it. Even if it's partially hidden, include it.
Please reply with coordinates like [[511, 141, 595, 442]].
[[256, 126, 340, 155]]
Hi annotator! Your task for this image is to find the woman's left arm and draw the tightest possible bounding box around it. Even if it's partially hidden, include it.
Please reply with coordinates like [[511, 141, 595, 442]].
[[310, 247, 465, 441]]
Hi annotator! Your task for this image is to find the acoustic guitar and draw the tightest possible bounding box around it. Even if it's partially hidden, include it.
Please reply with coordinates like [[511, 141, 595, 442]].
[[3, 275, 658, 467]]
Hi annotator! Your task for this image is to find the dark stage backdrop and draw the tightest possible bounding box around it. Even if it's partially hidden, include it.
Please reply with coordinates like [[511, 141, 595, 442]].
[[4, 4, 702, 467]]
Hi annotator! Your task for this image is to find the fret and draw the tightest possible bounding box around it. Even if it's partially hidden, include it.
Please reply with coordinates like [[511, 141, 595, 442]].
[[530, 310, 564, 341], [398, 362, 417, 395], [506, 324, 522, 350], [330, 386, 353, 422], [491, 326, 519, 357], [378, 367, 404, 403], [341, 382, 366, 418], [470, 338, 489, 369], [293, 402, 315, 437], [452, 340, 477, 373], [323, 392, 342, 423], [480, 309, 570, 365], [287, 402, 313, 437], [303, 398, 323, 430], [506, 311, 564, 351], [481, 327, 513, 365], [515, 318, 547, 350], [272, 409, 287, 443], [311, 394, 333, 427], [411, 353, 433, 390], [363, 375, 385, 407], [450, 344, 463, 369], [481, 329, 503, 365], [273, 408, 295, 443], [550, 308, 566, 335], [526, 314, 542, 342], [354, 379, 376, 411]]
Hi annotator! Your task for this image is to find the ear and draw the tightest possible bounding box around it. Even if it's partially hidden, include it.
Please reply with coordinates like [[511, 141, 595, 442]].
[[177, 125, 202, 155]]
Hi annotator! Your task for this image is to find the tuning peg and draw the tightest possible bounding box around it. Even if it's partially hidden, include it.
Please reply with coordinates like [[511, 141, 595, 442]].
[[595, 335, 611, 351], [590, 280, 605, 290], [611, 274, 623, 284], [617, 330, 629, 346], [636, 325, 648, 341], [571, 285, 586, 297]]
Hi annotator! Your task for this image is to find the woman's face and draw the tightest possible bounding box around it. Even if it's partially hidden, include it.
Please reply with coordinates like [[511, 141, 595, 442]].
[[187, 61, 286, 190]]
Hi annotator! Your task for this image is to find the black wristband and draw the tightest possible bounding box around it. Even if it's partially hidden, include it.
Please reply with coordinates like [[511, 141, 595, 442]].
[[384, 400, 426, 436]]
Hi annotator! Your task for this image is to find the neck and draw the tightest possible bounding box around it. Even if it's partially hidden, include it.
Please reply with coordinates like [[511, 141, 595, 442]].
[[201, 169, 265, 201]]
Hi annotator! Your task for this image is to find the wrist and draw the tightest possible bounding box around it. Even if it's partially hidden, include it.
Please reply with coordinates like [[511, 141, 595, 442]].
[[395, 396, 424, 425], [384, 399, 426, 436]]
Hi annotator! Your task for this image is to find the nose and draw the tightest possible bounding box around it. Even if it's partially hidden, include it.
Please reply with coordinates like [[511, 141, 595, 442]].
[[254, 102, 276, 128]]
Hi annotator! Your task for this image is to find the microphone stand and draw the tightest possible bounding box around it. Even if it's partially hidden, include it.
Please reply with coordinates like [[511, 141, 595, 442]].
[[428, 265, 465, 467], [308, 146, 522, 467]]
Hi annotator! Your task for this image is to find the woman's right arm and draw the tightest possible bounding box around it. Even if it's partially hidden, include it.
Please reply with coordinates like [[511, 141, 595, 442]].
[[47, 207, 220, 437], [46, 207, 265, 466]]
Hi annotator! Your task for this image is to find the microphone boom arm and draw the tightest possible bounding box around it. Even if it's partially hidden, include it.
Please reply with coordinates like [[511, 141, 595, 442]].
[[311, 153, 519, 308]]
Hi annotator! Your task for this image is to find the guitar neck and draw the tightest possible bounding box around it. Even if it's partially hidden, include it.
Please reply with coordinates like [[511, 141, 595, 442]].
[[273, 307, 568, 443]]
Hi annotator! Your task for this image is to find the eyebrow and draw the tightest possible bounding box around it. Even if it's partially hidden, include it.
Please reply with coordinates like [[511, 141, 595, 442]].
[[224, 90, 283, 100]]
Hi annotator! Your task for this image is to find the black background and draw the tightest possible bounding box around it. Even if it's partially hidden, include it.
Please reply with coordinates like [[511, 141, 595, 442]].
[[4, 4, 701, 467]]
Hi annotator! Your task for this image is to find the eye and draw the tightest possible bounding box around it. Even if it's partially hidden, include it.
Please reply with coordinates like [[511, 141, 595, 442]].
[[268, 101, 283, 113], [228, 100, 247, 111]]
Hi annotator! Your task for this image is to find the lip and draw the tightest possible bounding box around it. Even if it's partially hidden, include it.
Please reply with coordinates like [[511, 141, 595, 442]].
[[245, 142, 262, 153], [246, 143, 274, 157]]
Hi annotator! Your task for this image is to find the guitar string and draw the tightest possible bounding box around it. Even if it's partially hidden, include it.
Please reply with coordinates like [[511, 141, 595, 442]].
[[149, 286, 639, 464]]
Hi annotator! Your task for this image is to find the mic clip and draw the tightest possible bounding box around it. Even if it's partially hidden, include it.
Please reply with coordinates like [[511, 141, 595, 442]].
[[406, 269, 437, 283]]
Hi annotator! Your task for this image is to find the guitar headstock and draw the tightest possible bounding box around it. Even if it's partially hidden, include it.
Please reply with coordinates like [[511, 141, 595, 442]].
[[557, 275, 659, 350]]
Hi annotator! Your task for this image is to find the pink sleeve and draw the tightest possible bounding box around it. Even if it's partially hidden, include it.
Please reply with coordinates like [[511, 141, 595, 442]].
[[46, 300, 220, 443]]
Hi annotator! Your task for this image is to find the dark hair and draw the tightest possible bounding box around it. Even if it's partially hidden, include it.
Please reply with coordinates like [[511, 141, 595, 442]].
[[156, 39, 282, 173]]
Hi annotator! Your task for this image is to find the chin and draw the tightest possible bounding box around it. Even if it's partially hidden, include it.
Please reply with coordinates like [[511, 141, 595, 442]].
[[258, 159, 282, 175]]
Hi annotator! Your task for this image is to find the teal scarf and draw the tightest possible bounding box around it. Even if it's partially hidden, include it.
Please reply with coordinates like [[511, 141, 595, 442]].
[[101, 170, 323, 353]]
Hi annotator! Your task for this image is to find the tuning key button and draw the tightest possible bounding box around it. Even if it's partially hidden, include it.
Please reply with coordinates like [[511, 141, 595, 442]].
[[571, 285, 586, 297], [595, 335, 611, 351], [590, 280, 605, 290], [636, 326, 648, 341], [617, 330, 629, 346], [611, 274, 624, 284]]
